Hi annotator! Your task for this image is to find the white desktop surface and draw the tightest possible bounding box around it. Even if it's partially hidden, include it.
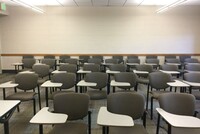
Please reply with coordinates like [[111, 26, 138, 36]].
[[167, 80, 189, 87], [19, 71, 35, 74], [101, 63, 114, 66], [30, 107, 68, 125], [0, 100, 20, 117], [156, 108, 200, 128], [184, 70, 200, 73], [166, 63, 181, 66], [145, 63, 158, 66], [159, 70, 180, 74], [126, 63, 139, 66], [133, 70, 149, 74], [77, 80, 97, 87], [106, 70, 120, 74], [77, 69, 91, 74], [41, 80, 62, 88], [182, 80, 200, 87], [110, 80, 130, 87], [51, 70, 67, 74], [0, 81, 18, 88], [97, 107, 134, 127], [12, 63, 23, 66]]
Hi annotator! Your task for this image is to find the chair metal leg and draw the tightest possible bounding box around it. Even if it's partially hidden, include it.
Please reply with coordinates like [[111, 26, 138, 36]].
[[33, 99, 36, 115], [102, 126, 106, 134], [88, 111, 92, 134], [113, 87, 115, 93], [17, 105, 20, 112], [156, 114, 161, 134], [135, 83, 138, 91], [146, 85, 150, 110], [168, 123, 171, 134], [4, 121, 9, 134], [151, 97, 154, 120], [75, 85, 78, 93], [37, 86, 41, 110], [39, 124, 43, 134]]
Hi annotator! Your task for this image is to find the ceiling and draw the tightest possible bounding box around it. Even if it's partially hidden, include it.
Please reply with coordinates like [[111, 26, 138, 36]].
[[1, 0, 200, 7]]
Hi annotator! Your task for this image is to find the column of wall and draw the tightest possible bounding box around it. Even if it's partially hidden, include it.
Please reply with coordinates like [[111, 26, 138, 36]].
[[0, 23, 2, 73]]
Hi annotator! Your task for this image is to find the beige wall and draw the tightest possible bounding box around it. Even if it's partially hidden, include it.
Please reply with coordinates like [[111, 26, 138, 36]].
[[0, 22, 2, 72], [1, 6, 200, 54], [0, 6, 200, 69]]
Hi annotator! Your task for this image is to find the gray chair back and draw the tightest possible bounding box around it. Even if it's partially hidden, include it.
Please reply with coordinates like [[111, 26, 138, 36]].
[[109, 64, 126, 72], [83, 64, 100, 72], [146, 59, 159, 64], [88, 58, 102, 65], [59, 64, 77, 73], [136, 64, 153, 78], [85, 72, 108, 89], [165, 58, 180, 63], [65, 58, 78, 65], [127, 56, 138, 59], [41, 59, 56, 69], [146, 56, 157, 59], [185, 64, 200, 71], [158, 93, 195, 116], [105, 59, 118, 64], [23, 55, 34, 59], [92, 55, 103, 61], [59, 55, 70, 63], [165, 55, 176, 60], [15, 73, 38, 90], [127, 59, 140, 64], [161, 64, 178, 71], [185, 58, 199, 63], [179, 55, 191, 63], [32, 64, 50, 78], [184, 72, 200, 83], [53, 93, 89, 120], [79, 55, 90, 63], [136, 64, 153, 73], [112, 56, 123, 63], [107, 92, 145, 120], [149, 72, 172, 89], [52, 73, 76, 89], [114, 72, 137, 89], [22, 58, 36, 69], [44, 55, 55, 59]]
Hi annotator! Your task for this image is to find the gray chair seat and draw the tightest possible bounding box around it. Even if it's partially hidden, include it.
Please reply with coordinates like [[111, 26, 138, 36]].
[[87, 90, 107, 100], [115, 90, 136, 93], [50, 122, 87, 134], [136, 78, 149, 84], [6, 92, 36, 101], [109, 124, 147, 134], [172, 127, 200, 134], [150, 91, 171, 99], [192, 90, 200, 100]]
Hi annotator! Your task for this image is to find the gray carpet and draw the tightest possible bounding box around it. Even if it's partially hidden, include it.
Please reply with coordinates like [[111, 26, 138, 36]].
[[0, 73, 199, 134]]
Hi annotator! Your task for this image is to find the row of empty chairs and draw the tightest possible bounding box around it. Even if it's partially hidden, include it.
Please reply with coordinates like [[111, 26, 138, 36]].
[[5, 63, 200, 113], [22, 54, 199, 64], [29, 92, 200, 134], [3, 55, 200, 133], [1, 66, 200, 133], [20, 55, 199, 74]]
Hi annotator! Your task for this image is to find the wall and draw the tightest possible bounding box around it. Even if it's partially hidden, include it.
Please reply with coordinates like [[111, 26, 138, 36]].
[[0, 6, 200, 69], [0, 27, 1, 72], [0, 20, 1, 73]]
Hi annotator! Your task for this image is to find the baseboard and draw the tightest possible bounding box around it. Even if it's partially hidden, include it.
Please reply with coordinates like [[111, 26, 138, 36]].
[[2, 70, 17, 74]]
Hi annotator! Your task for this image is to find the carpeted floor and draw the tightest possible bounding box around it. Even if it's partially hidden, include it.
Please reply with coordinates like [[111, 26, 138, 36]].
[[0, 73, 199, 134]]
